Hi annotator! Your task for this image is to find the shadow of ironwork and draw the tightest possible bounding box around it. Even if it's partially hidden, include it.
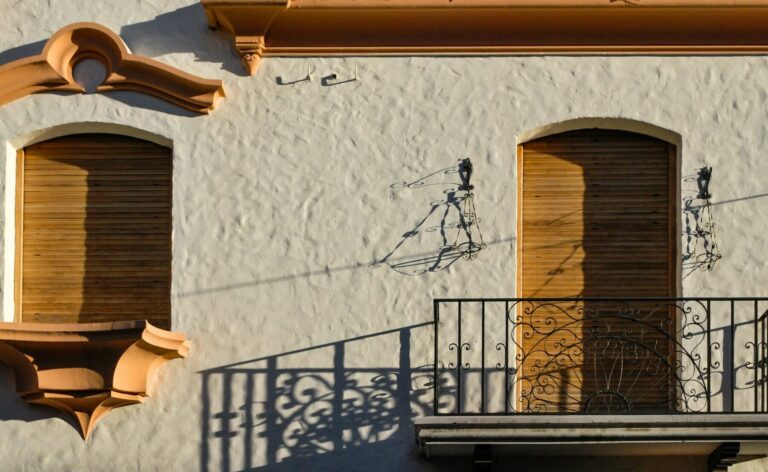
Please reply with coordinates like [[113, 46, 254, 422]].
[[682, 168, 722, 278], [199, 323, 464, 472], [374, 162, 486, 276]]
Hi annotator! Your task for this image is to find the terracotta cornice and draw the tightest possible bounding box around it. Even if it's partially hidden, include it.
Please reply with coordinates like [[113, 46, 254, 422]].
[[0, 321, 189, 439], [0, 23, 225, 114], [201, 0, 768, 75]]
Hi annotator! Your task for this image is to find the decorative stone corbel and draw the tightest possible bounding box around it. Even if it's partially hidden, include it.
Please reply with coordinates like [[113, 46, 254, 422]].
[[0, 22, 225, 113], [202, 0, 288, 75], [236, 36, 266, 76], [0, 321, 189, 439]]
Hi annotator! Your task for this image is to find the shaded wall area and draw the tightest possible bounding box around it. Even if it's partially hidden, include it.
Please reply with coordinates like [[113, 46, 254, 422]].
[[199, 323, 468, 472]]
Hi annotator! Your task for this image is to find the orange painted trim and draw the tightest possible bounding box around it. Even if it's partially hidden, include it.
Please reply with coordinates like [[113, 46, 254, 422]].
[[0, 23, 225, 114], [0, 321, 189, 439], [211, 0, 768, 8], [263, 45, 768, 56], [201, 0, 768, 75], [14, 149, 24, 323]]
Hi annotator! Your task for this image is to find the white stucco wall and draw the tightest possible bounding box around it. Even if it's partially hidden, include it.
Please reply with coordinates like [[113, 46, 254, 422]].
[[2, 1, 768, 471]]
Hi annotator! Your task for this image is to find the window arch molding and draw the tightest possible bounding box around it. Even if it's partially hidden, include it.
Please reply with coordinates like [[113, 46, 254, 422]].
[[517, 117, 682, 148], [8, 121, 172, 150], [0, 22, 225, 114]]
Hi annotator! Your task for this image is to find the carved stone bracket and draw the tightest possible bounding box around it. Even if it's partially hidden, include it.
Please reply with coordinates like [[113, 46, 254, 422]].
[[203, 0, 285, 76], [0, 22, 225, 113], [236, 36, 266, 76], [0, 320, 189, 439]]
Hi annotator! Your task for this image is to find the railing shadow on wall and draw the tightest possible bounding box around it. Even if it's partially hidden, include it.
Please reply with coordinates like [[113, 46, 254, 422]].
[[199, 323, 468, 472]]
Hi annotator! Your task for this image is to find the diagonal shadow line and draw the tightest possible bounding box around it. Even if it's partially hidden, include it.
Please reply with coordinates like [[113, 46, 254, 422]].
[[374, 201, 442, 265], [526, 242, 583, 298], [389, 166, 459, 191], [199, 322, 433, 373], [179, 236, 515, 298], [710, 192, 768, 207]]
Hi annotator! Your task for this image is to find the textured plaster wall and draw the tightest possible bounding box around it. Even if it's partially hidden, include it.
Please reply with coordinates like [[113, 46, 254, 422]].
[[2, 1, 768, 471]]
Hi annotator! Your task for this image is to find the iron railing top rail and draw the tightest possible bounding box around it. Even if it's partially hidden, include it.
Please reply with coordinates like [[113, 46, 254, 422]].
[[435, 297, 768, 302]]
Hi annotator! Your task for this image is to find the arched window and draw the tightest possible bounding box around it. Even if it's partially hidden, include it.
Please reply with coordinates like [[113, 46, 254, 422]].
[[15, 133, 171, 329]]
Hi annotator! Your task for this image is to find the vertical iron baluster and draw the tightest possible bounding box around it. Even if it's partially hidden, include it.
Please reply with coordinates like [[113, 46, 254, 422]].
[[731, 300, 736, 412], [457, 301, 462, 415], [434, 299, 439, 416], [505, 301, 510, 414], [707, 300, 711, 413], [761, 311, 764, 413], [756, 300, 759, 412], [243, 372, 254, 471], [481, 301, 485, 414], [761, 314, 768, 413], [761, 312, 764, 413]]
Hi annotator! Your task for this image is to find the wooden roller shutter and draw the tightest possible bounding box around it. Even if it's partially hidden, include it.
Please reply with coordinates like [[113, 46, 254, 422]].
[[518, 129, 676, 413], [16, 134, 171, 329]]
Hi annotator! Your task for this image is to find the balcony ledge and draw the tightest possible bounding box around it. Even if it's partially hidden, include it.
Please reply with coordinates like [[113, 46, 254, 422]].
[[416, 414, 768, 465]]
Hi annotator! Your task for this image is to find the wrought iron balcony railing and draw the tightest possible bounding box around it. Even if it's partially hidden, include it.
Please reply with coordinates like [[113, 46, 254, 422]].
[[433, 298, 768, 415]]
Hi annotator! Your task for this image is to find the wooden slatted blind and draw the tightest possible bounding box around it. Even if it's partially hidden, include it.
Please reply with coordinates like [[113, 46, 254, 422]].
[[17, 134, 171, 328], [519, 129, 675, 412]]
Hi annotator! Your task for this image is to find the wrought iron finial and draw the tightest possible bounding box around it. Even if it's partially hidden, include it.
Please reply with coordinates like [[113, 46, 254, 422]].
[[458, 158, 474, 191], [696, 167, 712, 200], [452, 158, 486, 259]]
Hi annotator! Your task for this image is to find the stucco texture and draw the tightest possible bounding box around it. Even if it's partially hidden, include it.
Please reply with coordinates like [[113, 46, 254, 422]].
[[2, 1, 768, 471]]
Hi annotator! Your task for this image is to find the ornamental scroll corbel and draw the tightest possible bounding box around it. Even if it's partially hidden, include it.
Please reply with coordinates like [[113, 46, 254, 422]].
[[202, 0, 288, 76], [0, 22, 225, 113], [0, 321, 189, 439], [237, 36, 266, 76]]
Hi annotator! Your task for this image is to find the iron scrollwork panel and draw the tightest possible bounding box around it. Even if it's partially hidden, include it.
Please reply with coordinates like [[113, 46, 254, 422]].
[[433, 298, 746, 415]]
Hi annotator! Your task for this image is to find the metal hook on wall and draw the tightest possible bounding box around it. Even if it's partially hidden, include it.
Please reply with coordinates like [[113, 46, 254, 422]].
[[276, 65, 315, 86], [321, 66, 358, 86]]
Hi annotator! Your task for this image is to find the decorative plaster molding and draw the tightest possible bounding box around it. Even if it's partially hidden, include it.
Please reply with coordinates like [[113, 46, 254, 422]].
[[0, 23, 225, 114], [0, 321, 189, 439], [236, 36, 267, 76], [202, 0, 768, 75]]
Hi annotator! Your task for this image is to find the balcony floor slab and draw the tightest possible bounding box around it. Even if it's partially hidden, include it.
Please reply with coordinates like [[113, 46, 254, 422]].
[[415, 414, 768, 460]]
